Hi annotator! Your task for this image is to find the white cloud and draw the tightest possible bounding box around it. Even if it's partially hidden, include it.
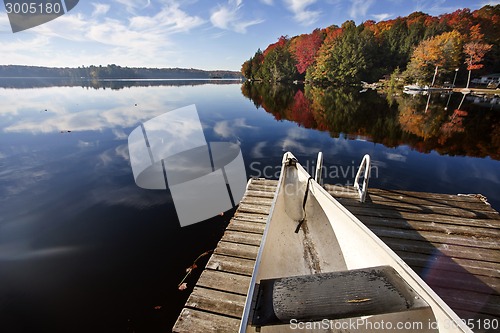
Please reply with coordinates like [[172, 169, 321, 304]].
[[0, 34, 51, 54], [114, 0, 151, 14], [210, 0, 264, 33], [251, 141, 267, 158], [260, 0, 274, 4], [385, 152, 407, 162], [112, 128, 128, 140], [481, 1, 500, 6], [412, 0, 465, 16], [0, 242, 80, 261], [91, 3, 110, 17], [213, 118, 254, 138], [0, 87, 182, 134], [283, 0, 321, 26], [78, 140, 96, 148], [372, 13, 393, 22], [350, 0, 375, 19], [277, 127, 312, 154], [129, 3, 205, 33], [0, 1, 205, 67]]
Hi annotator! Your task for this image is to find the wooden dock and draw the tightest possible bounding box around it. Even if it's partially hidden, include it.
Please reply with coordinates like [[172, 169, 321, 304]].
[[173, 178, 500, 332]]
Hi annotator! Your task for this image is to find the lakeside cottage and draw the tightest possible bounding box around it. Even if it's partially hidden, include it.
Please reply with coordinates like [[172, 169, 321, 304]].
[[472, 73, 500, 84]]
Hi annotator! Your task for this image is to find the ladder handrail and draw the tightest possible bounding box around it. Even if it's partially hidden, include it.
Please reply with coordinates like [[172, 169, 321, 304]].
[[314, 151, 323, 184], [354, 154, 371, 203]]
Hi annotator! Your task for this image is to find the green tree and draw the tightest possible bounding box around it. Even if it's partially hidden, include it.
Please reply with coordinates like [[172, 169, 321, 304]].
[[309, 21, 377, 83], [259, 40, 297, 82], [241, 49, 264, 80], [251, 49, 264, 80]]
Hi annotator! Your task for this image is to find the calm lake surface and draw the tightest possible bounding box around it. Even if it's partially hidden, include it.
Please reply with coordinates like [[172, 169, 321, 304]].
[[1, 80, 499, 332]]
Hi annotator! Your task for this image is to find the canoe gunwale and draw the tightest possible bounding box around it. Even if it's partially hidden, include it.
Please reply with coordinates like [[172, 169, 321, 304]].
[[239, 171, 284, 332], [308, 173, 471, 332], [239, 152, 473, 333]]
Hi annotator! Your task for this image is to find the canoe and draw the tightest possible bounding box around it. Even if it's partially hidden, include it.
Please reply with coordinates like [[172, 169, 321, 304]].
[[239, 152, 471, 332]]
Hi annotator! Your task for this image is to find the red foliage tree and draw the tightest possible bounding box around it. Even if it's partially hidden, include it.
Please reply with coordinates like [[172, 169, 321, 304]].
[[463, 24, 493, 88], [439, 9, 473, 35], [322, 25, 343, 44], [289, 90, 315, 128], [263, 36, 289, 57], [289, 29, 324, 74]]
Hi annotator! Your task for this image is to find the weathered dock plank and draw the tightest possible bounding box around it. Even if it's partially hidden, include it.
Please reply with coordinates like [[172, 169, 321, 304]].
[[357, 215, 500, 238], [206, 254, 255, 276], [231, 214, 268, 224], [401, 251, 500, 277], [244, 189, 275, 199], [173, 308, 240, 333], [378, 235, 499, 262], [221, 230, 263, 246], [173, 178, 277, 333], [237, 202, 272, 215], [326, 184, 500, 326], [344, 205, 500, 229], [174, 179, 500, 332], [185, 287, 246, 318], [226, 219, 266, 234], [196, 270, 250, 295], [214, 241, 259, 260], [342, 199, 499, 220], [370, 225, 499, 250]]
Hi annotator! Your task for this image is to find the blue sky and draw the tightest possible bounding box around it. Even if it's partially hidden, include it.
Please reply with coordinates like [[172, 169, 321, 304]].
[[0, 0, 497, 71]]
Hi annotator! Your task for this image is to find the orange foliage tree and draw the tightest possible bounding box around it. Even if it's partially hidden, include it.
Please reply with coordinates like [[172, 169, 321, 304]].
[[404, 30, 463, 85], [463, 24, 493, 88]]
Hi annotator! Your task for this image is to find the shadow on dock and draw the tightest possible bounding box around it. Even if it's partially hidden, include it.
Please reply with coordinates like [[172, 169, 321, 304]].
[[174, 180, 500, 332], [327, 185, 500, 331]]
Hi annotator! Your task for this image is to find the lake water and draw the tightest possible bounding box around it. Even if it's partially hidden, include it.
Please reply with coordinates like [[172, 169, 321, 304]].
[[1, 80, 499, 332]]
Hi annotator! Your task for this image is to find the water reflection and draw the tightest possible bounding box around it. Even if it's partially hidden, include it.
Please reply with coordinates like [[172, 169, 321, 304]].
[[1, 86, 184, 134], [128, 105, 247, 227], [241, 82, 500, 160], [0, 83, 245, 332], [0, 81, 499, 332], [0, 78, 242, 89]]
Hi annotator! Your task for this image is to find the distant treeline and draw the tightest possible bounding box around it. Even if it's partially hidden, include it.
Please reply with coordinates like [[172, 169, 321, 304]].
[[0, 64, 243, 79], [0, 77, 242, 90], [241, 5, 499, 85]]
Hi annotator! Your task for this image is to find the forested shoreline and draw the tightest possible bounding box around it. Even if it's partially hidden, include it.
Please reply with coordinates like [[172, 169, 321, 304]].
[[241, 5, 499, 86], [0, 64, 242, 80]]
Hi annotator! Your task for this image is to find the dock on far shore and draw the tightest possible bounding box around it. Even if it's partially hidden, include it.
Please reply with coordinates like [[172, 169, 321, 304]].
[[452, 87, 499, 95], [173, 178, 500, 333]]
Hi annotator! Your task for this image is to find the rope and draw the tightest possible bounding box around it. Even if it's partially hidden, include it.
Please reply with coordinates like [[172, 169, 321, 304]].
[[457, 193, 490, 206], [295, 176, 313, 233]]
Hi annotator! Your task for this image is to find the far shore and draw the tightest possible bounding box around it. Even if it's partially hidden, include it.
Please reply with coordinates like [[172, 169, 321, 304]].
[[453, 87, 500, 94]]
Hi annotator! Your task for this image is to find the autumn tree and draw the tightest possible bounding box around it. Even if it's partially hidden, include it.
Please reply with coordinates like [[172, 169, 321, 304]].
[[289, 29, 324, 76], [463, 24, 493, 88], [404, 30, 463, 85], [439, 8, 474, 35], [259, 37, 298, 82], [309, 21, 378, 83], [241, 58, 252, 79], [405, 12, 432, 48], [380, 18, 410, 70], [241, 49, 264, 80], [241, 4, 498, 86]]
